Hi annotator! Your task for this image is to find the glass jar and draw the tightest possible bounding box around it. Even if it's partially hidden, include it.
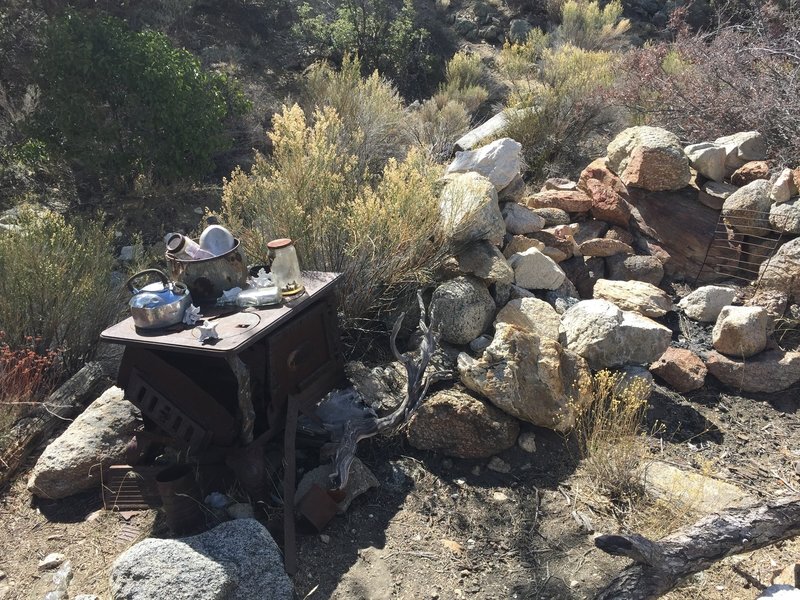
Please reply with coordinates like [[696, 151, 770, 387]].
[[267, 238, 304, 296]]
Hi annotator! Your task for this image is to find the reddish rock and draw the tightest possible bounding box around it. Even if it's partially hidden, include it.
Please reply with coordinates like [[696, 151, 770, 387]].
[[730, 161, 769, 186], [585, 179, 632, 228], [621, 145, 691, 191], [578, 157, 630, 199], [650, 347, 707, 392], [705, 350, 800, 393], [525, 190, 592, 213]]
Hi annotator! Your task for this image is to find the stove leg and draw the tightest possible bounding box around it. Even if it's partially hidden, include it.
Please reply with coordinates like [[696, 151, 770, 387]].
[[283, 393, 299, 575], [226, 355, 255, 445]]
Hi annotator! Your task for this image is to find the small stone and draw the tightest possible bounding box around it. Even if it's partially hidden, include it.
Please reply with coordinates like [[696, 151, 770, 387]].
[[193, 207, 205, 215], [38, 553, 65, 571], [649, 347, 707, 392], [517, 431, 537, 453], [502, 235, 544, 258], [712, 305, 768, 358], [319, 534, 330, 544], [469, 335, 493, 353], [491, 491, 509, 502], [530, 207, 570, 226], [507, 247, 566, 290], [226, 503, 255, 520], [730, 160, 769, 186], [487, 457, 511, 474]]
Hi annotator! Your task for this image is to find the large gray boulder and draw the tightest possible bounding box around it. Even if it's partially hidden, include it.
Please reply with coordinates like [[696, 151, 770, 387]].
[[712, 305, 768, 358], [757, 236, 800, 311], [678, 285, 738, 322], [110, 519, 291, 600], [592, 279, 673, 318], [28, 387, 140, 499], [607, 126, 691, 191], [406, 388, 519, 459], [560, 299, 672, 369], [431, 276, 495, 345], [722, 179, 771, 235], [439, 172, 505, 245], [458, 323, 593, 432], [445, 137, 522, 190]]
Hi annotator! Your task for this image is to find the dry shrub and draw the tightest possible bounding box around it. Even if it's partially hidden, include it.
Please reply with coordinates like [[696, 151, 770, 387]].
[[499, 29, 620, 178], [0, 333, 61, 433], [408, 51, 488, 161], [556, 0, 630, 51], [574, 370, 651, 503], [0, 206, 124, 374], [303, 56, 407, 176], [222, 104, 449, 328], [612, 2, 800, 165]]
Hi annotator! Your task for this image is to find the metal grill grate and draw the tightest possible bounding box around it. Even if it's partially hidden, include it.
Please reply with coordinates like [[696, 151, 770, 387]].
[[695, 208, 786, 286]]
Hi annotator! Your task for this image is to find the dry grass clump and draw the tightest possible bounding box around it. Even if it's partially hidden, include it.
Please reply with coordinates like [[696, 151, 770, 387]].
[[0, 332, 61, 434], [222, 103, 449, 329], [574, 370, 651, 504], [0, 206, 123, 374]]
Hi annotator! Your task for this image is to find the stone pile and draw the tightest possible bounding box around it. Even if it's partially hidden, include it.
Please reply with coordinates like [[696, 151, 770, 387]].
[[407, 127, 800, 455]]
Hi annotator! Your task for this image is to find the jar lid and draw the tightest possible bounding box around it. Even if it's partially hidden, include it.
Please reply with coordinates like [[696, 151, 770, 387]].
[[267, 238, 293, 249]]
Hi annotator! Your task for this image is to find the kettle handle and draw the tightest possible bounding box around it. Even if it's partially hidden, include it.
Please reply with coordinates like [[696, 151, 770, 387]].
[[127, 269, 170, 295]]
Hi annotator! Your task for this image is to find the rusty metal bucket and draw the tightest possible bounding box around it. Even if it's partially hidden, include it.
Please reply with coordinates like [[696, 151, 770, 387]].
[[155, 465, 204, 534], [166, 239, 248, 304]]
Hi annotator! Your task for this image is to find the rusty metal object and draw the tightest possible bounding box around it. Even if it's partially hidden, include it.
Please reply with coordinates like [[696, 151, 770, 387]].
[[296, 484, 339, 532], [102, 465, 162, 511], [166, 239, 248, 304], [126, 369, 212, 451], [155, 465, 204, 534]]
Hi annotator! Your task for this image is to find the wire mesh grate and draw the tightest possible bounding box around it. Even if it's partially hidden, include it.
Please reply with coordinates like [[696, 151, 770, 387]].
[[695, 208, 787, 287]]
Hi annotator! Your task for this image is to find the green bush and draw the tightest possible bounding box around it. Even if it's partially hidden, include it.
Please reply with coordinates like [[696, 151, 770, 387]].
[[294, 0, 435, 99], [31, 12, 249, 185], [222, 104, 449, 328], [0, 206, 124, 374]]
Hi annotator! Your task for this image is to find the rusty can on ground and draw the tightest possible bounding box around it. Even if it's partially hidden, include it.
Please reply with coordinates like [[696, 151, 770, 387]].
[[155, 464, 204, 534], [166, 239, 248, 305]]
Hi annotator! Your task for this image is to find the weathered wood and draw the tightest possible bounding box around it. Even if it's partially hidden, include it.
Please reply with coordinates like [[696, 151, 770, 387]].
[[331, 292, 450, 489], [0, 362, 108, 488], [595, 496, 800, 600]]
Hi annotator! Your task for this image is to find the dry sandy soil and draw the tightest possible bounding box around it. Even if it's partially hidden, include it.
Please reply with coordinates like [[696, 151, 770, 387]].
[[1, 367, 799, 600]]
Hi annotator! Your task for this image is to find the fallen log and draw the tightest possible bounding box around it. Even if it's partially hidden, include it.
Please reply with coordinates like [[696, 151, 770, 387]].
[[594, 496, 800, 599], [0, 362, 108, 488]]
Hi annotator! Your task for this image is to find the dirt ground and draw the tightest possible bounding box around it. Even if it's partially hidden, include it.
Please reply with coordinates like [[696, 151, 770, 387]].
[[1, 367, 799, 600]]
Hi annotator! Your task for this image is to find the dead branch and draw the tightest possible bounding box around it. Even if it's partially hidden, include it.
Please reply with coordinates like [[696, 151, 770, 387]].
[[594, 496, 800, 600], [330, 291, 450, 489], [0, 363, 108, 489]]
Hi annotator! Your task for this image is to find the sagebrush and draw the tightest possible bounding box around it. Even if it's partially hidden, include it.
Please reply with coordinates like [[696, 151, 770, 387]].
[[222, 104, 450, 329]]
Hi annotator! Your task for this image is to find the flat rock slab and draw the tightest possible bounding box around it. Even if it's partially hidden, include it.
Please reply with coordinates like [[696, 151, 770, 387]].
[[705, 349, 800, 393], [642, 461, 753, 514], [110, 519, 292, 600]]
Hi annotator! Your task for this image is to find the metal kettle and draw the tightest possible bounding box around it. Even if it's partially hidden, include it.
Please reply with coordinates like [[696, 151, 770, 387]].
[[127, 269, 192, 330]]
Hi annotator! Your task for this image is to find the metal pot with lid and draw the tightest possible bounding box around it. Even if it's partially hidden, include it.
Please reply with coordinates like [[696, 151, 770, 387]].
[[127, 269, 192, 330]]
